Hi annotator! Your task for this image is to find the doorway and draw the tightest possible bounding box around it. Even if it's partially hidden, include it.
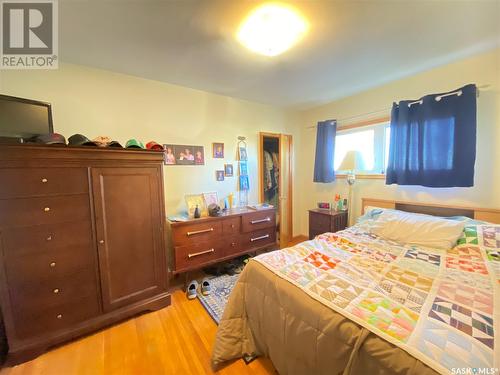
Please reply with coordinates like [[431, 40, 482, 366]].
[[259, 132, 293, 248]]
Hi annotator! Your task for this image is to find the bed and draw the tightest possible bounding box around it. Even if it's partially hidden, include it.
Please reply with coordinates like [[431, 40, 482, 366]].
[[212, 198, 500, 375]]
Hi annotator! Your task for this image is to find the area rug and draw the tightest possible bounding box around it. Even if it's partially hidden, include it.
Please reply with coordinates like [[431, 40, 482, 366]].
[[197, 273, 240, 324]]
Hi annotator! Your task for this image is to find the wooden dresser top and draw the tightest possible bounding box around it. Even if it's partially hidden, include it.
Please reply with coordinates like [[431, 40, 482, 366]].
[[309, 209, 348, 216], [169, 207, 275, 227], [0, 144, 164, 162]]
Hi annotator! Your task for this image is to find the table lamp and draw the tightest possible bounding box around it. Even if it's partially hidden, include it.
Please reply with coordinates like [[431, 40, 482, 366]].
[[338, 151, 365, 226]]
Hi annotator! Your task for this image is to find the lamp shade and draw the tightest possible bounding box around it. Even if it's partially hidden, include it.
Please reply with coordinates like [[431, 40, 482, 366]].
[[338, 150, 366, 172]]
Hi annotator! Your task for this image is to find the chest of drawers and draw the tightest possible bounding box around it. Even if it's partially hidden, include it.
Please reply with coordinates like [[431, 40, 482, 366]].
[[0, 145, 170, 364], [168, 208, 277, 273]]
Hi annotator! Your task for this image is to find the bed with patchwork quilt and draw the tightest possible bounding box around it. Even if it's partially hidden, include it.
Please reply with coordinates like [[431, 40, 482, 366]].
[[212, 219, 499, 375]]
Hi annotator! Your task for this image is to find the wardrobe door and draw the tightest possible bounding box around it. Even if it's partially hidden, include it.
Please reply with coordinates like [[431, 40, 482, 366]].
[[91, 167, 166, 312]]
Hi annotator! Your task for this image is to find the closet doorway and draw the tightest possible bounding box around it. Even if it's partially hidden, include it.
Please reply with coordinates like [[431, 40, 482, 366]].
[[259, 132, 293, 248]]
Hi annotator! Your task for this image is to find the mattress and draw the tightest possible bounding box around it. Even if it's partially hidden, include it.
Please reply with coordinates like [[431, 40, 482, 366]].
[[212, 224, 500, 375]]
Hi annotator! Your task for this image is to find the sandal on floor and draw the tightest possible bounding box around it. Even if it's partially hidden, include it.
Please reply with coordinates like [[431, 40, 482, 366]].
[[201, 278, 211, 296], [186, 280, 198, 300]]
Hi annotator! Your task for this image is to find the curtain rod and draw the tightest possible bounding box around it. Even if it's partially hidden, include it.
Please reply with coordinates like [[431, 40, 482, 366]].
[[306, 84, 491, 129]]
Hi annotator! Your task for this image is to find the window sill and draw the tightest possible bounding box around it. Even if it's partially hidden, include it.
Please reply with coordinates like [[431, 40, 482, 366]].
[[335, 174, 386, 180]]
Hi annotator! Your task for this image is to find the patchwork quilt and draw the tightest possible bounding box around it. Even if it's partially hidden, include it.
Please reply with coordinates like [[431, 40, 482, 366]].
[[255, 223, 500, 375]]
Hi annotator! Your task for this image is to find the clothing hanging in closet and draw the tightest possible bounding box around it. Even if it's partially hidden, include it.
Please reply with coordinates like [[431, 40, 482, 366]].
[[263, 149, 279, 207]]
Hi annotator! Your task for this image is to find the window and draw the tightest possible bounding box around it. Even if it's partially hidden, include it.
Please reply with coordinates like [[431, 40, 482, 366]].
[[334, 122, 390, 174]]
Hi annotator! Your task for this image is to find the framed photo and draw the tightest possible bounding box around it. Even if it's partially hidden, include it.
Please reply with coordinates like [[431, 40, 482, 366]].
[[239, 161, 248, 176], [216, 170, 225, 181], [176, 145, 195, 165], [203, 191, 218, 207], [163, 144, 204, 166], [185, 194, 207, 218], [163, 145, 176, 165], [239, 175, 249, 191], [238, 146, 247, 161], [212, 143, 224, 158], [194, 146, 205, 165], [224, 164, 233, 177]]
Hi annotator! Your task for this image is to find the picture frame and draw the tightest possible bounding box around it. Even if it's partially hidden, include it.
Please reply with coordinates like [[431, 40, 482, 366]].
[[239, 175, 249, 190], [203, 191, 219, 207], [224, 164, 233, 177], [239, 161, 248, 176], [216, 170, 225, 181], [163, 144, 204, 166], [184, 194, 207, 218], [238, 146, 247, 161], [212, 142, 224, 158]]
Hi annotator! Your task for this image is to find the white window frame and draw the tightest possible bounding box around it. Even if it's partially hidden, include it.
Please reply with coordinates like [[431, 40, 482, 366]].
[[334, 120, 390, 176]]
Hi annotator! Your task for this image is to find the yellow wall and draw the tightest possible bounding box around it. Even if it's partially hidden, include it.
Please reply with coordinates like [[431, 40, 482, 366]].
[[296, 48, 500, 235], [0, 63, 301, 233], [2, 49, 498, 239]]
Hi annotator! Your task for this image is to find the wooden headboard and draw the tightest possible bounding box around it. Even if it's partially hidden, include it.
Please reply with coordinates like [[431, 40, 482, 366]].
[[361, 198, 500, 224]]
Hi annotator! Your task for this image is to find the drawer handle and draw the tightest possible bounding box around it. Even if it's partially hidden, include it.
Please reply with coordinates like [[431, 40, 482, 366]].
[[53, 288, 60, 294], [231, 242, 237, 247], [99, 240, 105, 244], [187, 228, 214, 236], [56, 314, 63, 319], [44, 207, 50, 212], [46, 235, 52, 241], [188, 248, 215, 258], [50, 262, 56, 267], [250, 218, 271, 224], [231, 224, 235, 228], [251, 234, 270, 242], [41, 178, 48, 183]]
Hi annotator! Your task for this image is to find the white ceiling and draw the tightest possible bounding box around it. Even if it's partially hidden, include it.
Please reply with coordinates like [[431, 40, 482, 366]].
[[59, 0, 500, 109]]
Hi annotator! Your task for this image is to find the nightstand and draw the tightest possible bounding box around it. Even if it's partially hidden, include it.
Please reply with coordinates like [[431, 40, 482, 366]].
[[308, 209, 348, 240]]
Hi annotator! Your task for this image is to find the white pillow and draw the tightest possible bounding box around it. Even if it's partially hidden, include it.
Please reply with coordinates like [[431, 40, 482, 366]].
[[369, 210, 465, 250]]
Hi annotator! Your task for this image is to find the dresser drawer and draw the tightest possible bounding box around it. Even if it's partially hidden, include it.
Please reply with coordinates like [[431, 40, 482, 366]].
[[224, 236, 242, 257], [241, 210, 275, 233], [0, 168, 88, 199], [0, 194, 90, 228], [6, 244, 95, 285], [10, 269, 98, 311], [1, 220, 93, 258], [222, 217, 241, 235], [13, 295, 100, 340], [242, 228, 276, 249], [172, 221, 222, 245], [174, 240, 224, 271]]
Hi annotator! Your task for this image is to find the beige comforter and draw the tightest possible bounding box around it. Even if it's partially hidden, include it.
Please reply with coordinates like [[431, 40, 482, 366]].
[[212, 259, 437, 375]]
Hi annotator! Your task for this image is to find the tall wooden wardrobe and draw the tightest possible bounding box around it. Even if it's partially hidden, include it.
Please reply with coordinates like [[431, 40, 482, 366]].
[[0, 145, 170, 363], [259, 133, 293, 248]]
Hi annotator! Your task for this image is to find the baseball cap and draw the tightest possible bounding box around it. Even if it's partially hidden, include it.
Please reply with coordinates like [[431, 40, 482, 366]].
[[125, 139, 145, 149], [146, 141, 163, 151], [35, 133, 67, 145], [68, 134, 97, 147], [93, 136, 123, 148]]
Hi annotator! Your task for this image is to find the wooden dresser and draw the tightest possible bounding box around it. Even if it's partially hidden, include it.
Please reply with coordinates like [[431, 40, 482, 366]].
[[168, 208, 276, 274], [308, 209, 348, 240], [0, 145, 170, 363]]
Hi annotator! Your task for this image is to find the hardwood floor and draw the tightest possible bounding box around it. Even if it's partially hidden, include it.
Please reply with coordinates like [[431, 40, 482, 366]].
[[287, 235, 308, 247], [0, 290, 276, 375]]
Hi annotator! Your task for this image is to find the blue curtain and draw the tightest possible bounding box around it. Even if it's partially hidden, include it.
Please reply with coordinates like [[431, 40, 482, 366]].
[[313, 120, 337, 183], [386, 84, 476, 187]]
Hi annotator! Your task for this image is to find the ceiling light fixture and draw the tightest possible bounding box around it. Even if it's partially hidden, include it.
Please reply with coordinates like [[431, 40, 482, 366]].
[[237, 3, 308, 57]]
